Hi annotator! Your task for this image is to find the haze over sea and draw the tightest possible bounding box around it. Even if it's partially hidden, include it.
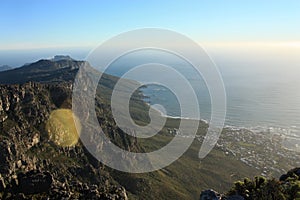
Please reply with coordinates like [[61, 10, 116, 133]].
[[104, 44, 300, 140]]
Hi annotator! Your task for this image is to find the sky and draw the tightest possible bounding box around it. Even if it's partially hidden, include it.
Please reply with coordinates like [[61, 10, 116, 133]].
[[0, 0, 300, 66]]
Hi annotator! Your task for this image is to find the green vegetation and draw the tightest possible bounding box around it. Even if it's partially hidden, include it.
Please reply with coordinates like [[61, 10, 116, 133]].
[[227, 169, 300, 200]]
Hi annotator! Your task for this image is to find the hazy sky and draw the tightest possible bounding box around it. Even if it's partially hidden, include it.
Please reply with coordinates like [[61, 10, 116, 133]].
[[1, 0, 300, 50], [1, 0, 300, 67]]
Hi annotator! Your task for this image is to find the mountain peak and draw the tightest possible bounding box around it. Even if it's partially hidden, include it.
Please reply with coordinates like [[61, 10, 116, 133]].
[[51, 55, 74, 62]]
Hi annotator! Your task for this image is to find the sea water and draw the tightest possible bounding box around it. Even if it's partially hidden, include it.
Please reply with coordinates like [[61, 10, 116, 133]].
[[103, 47, 300, 149]]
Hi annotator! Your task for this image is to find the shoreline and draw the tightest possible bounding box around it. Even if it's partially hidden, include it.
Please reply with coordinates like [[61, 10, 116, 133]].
[[146, 102, 300, 142]]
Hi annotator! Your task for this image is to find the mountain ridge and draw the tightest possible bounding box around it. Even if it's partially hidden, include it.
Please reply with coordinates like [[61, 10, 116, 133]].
[[0, 65, 12, 72], [0, 56, 84, 84]]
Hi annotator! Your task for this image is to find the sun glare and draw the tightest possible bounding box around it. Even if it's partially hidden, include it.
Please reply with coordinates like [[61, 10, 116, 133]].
[[46, 109, 81, 147]]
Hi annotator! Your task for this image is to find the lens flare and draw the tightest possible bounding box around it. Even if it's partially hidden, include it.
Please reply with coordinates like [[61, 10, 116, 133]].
[[46, 109, 81, 147]]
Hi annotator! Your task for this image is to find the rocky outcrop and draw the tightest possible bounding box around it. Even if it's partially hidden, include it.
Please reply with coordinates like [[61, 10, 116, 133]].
[[279, 167, 300, 181], [0, 82, 131, 199], [200, 189, 222, 200]]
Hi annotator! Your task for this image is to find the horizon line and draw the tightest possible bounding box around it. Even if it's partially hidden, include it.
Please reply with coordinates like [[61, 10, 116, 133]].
[[1, 41, 300, 51]]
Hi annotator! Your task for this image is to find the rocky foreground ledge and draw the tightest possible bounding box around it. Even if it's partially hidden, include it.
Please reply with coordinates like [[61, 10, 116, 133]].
[[199, 167, 300, 200], [0, 83, 130, 199]]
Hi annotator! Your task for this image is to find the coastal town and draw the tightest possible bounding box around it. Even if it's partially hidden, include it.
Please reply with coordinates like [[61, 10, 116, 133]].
[[167, 125, 300, 177]]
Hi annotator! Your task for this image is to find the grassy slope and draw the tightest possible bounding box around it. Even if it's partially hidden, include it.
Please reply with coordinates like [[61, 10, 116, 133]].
[[108, 118, 261, 200]]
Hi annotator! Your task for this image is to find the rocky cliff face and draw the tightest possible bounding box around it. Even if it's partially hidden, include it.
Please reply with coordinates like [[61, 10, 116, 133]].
[[0, 56, 151, 199], [0, 82, 131, 199]]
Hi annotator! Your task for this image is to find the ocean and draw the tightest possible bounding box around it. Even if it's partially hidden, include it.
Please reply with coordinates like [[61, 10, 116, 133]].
[[104, 46, 300, 150]]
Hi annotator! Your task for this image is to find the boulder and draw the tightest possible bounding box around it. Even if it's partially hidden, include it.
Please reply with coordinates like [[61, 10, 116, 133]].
[[280, 167, 300, 181], [200, 189, 221, 200]]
